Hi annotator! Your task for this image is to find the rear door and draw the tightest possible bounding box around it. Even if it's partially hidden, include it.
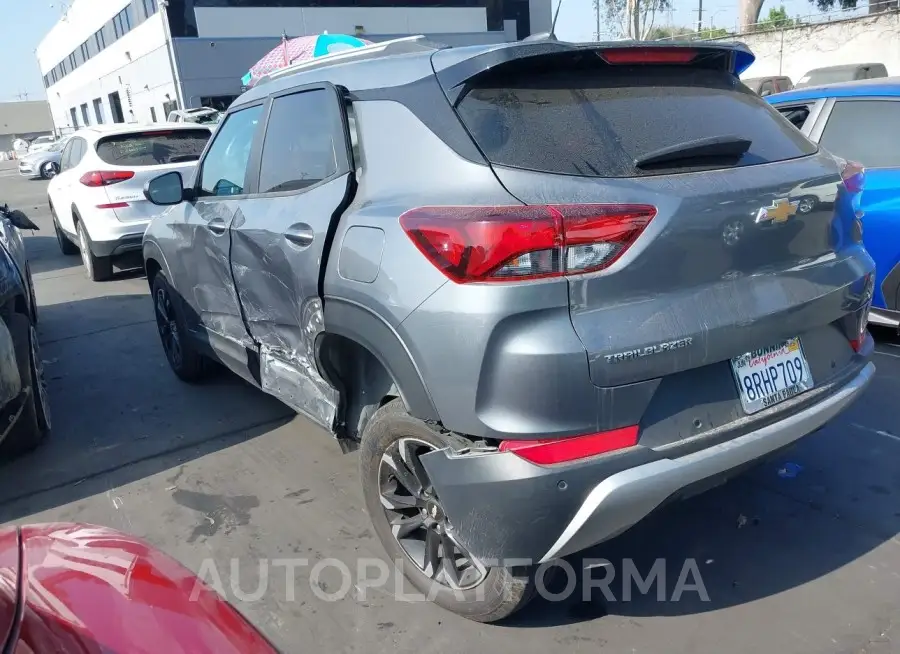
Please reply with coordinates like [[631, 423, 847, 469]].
[[49, 137, 86, 234], [229, 84, 352, 428], [815, 98, 900, 311], [451, 49, 864, 388], [92, 127, 212, 224]]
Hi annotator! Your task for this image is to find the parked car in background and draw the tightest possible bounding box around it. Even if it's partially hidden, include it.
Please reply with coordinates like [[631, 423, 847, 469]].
[[167, 107, 222, 125], [0, 204, 49, 458], [0, 523, 279, 652], [48, 123, 213, 281], [142, 38, 875, 622], [795, 63, 888, 88], [767, 77, 900, 330], [27, 135, 57, 154], [18, 139, 67, 180], [742, 75, 793, 95]]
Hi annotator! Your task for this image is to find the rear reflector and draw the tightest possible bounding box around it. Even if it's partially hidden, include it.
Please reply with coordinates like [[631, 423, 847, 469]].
[[600, 48, 697, 65], [851, 331, 869, 353], [499, 426, 640, 465], [80, 170, 135, 187], [400, 204, 656, 283], [96, 202, 129, 209]]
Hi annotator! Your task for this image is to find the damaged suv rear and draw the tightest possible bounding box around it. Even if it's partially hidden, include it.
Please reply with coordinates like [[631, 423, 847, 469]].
[[142, 38, 875, 622]]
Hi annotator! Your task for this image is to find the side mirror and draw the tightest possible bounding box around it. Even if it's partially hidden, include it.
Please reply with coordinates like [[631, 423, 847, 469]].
[[144, 171, 187, 206], [6, 210, 40, 231]]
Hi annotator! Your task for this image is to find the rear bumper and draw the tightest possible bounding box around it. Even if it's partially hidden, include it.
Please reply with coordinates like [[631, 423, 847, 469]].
[[79, 215, 149, 257], [420, 360, 874, 564]]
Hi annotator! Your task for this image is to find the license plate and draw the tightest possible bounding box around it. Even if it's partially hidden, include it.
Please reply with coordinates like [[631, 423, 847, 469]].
[[730, 337, 814, 414]]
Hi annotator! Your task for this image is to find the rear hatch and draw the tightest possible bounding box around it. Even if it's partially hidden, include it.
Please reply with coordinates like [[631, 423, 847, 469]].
[[441, 44, 870, 390], [92, 128, 211, 223]]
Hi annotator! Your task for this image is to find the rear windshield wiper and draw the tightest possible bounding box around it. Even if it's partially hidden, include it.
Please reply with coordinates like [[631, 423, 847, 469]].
[[634, 135, 752, 170]]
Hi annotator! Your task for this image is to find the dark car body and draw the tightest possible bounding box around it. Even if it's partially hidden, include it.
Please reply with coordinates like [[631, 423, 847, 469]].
[[795, 63, 888, 88], [767, 77, 900, 329], [0, 523, 279, 653], [0, 206, 48, 457], [142, 38, 875, 621]]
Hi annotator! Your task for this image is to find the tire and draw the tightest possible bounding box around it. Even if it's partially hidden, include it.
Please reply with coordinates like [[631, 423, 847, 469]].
[[76, 220, 113, 282], [39, 162, 57, 180], [360, 399, 537, 623], [25, 263, 38, 325], [797, 196, 817, 214], [151, 271, 209, 382], [0, 321, 50, 458], [52, 207, 78, 256]]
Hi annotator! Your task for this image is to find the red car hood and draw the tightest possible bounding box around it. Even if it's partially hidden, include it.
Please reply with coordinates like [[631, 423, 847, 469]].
[[0, 523, 277, 654]]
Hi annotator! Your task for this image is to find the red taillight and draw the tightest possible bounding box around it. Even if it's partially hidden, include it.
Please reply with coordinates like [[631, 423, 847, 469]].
[[839, 159, 865, 194], [851, 331, 868, 352], [80, 170, 135, 187], [399, 204, 656, 283], [499, 426, 640, 465], [96, 202, 129, 209], [600, 48, 697, 65]]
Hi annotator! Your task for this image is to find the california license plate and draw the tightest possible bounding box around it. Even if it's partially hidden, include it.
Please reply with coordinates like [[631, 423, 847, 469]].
[[730, 337, 814, 415]]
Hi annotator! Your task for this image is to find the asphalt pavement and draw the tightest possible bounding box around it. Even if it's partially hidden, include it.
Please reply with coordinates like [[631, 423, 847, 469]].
[[0, 160, 898, 653]]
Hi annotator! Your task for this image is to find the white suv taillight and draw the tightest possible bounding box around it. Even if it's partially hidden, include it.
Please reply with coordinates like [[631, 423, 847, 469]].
[[79, 170, 134, 187]]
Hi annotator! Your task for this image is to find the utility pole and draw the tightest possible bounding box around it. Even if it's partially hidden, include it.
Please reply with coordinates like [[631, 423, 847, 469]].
[[594, 0, 601, 41], [697, 0, 703, 33]]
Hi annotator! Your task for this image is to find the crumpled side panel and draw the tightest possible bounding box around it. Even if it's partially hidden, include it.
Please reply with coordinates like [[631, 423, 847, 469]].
[[258, 299, 338, 430], [0, 319, 22, 409]]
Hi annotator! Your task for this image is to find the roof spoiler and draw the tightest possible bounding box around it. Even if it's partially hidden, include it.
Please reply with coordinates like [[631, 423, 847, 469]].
[[432, 41, 756, 104]]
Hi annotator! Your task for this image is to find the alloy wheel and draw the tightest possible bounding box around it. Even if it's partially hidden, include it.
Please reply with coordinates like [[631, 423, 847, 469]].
[[29, 325, 51, 430], [42, 163, 57, 179], [378, 437, 487, 590], [798, 198, 815, 214], [154, 286, 182, 369]]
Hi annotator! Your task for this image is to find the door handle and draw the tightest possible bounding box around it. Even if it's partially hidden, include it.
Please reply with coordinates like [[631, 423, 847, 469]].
[[284, 223, 314, 248], [208, 218, 227, 235]]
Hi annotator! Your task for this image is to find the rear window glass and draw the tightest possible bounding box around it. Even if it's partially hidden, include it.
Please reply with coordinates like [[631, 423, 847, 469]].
[[457, 66, 818, 178], [96, 129, 211, 166]]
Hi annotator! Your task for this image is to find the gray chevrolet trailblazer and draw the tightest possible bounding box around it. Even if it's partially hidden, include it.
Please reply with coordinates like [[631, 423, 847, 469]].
[[141, 38, 876, 622]]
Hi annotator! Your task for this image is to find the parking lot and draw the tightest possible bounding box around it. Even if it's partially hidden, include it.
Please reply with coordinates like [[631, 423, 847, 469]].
[[0, 158, 898, 653]]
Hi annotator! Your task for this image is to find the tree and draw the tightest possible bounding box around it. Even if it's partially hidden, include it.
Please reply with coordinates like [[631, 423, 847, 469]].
[[594, 0, 673, 40], [753, 5, 801, 30], [740, 0, 858, 32], [647, 25, 729, 40]]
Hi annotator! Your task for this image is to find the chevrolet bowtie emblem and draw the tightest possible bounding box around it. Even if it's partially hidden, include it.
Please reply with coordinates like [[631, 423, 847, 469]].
[[755, 198, 799, 224]]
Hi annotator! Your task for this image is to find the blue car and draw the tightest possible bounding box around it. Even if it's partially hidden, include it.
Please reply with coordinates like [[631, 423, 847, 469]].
[[767, 78, 900, 330]]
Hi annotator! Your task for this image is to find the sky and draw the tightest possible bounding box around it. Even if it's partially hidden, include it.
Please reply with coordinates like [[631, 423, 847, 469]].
[[2, 0, 860, 103]]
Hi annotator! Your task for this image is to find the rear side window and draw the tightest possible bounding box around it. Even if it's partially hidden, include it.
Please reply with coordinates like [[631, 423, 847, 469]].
[[96, 129, 210, 166], [258, 89, 340, 194], [776, 104, 812, 129], [819, 100, 900, 168], [456, 66, 817, 178]]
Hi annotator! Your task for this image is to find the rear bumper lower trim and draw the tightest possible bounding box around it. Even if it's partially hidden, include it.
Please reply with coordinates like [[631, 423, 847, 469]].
[[539, 361, 875, 562]]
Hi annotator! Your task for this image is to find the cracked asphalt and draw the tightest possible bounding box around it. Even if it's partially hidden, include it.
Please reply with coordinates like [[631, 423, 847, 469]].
[[1, 160, 898, 653]]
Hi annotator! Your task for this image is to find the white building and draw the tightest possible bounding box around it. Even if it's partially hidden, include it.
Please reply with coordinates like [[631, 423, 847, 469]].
[[37, 0, 552, 133]]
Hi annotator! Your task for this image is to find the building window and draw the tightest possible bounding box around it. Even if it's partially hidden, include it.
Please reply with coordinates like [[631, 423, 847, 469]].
[[150, 106, 157, 123], [61, 60, 67, 76], [93, 98, 105, 124], [80, 103, 91, 126], [142, 0, 158, 19], [94, 29, 106, 52], [113, 7, 132, 38], [70, 107, 79, 128], [80, 41, 90, 62], [68, 53, 77, 70]]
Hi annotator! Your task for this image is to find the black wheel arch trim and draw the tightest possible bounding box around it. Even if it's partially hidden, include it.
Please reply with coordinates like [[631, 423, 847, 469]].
[[323, 297, 440, 422], [142, 240, 174, 288]]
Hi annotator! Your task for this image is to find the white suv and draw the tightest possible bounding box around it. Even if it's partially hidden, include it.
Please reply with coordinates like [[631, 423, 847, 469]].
[[48, 123, 212, 281]]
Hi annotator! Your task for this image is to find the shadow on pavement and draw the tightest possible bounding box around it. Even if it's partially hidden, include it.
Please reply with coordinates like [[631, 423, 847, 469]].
[[0, 293, 295, 522], [22, 234, 82, 276]]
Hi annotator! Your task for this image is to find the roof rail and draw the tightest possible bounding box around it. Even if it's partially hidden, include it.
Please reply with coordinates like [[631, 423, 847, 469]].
[[255, 35, 436, 87]]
